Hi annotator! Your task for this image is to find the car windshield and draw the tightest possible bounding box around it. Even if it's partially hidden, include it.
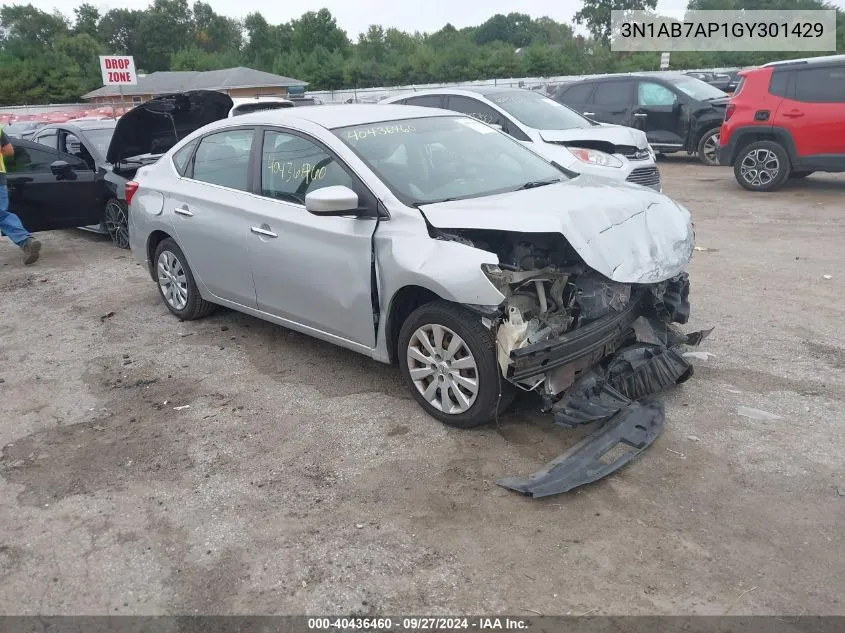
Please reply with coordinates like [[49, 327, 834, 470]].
[[84, 127, 115, 156], [487, 91, 592, 130], [666, 76, 727, 100], [334, 116, 566, 205]]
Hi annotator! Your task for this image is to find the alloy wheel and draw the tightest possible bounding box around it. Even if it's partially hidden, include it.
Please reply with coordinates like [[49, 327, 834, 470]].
[[407, 324, 479, 415], [739, 149, 780, 187], [701, 132, 720, 165], [157, 250, 188, 311], [104, 200, 129, 249]]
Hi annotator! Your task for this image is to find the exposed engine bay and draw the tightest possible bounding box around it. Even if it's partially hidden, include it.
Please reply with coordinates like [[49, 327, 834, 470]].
[[431, 226, 711, 497]]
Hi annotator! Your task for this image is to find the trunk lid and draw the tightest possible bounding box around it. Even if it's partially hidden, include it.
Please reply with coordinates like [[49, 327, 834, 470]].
[[106, 90, 233, 165]]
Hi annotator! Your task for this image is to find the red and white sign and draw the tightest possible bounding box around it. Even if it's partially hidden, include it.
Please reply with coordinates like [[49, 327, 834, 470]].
[[99, 55, 138, 85]]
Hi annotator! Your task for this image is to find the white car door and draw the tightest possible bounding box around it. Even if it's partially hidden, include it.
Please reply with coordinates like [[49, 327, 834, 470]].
[[245, 128, 378, 348]]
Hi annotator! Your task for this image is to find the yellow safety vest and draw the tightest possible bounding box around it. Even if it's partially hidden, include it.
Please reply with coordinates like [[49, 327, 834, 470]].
[[0, 125, 5, 173]]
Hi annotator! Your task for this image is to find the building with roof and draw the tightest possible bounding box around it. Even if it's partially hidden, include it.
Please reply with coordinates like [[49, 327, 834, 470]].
[[82, 67, 307, 105]]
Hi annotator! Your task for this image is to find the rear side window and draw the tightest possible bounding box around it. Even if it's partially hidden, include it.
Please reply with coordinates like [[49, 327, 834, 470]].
[[593, 81, 633, 105], [403, 95, 444, 108], [559, 83, 593, 103], [172, 139, 198, 176], [793, 66, 845, 103], [768, 71, 789, 97], [192, 129, 254, 191]]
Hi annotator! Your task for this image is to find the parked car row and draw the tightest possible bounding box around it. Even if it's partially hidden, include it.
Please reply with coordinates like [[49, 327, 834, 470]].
[[552, 72, 729, 166], [380, 87, 661, 190]]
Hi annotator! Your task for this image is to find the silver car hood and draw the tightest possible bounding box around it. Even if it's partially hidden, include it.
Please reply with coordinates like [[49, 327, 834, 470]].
[[418, 178, 694, 284], [539, 125, 647, 149]]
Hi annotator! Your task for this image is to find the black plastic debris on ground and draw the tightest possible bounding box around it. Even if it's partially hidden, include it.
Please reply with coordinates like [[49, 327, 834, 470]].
[[497, 323, 712, 498]]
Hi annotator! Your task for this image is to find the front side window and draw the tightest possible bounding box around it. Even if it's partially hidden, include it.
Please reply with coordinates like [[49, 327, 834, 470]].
[[638, 82, 678, 107], [445, 96, 506, 127], [487, 90, 592, 130], [794, 66, 845, 103], [261, 130, 355, 205], [665, 76, 726, 101], [335, 116, 565, 206], [192, 129, 254, 191], [6, 143, 57, 174]]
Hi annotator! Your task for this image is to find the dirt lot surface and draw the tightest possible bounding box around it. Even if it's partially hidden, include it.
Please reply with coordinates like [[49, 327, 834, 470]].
[[1, 160, 844, 616]]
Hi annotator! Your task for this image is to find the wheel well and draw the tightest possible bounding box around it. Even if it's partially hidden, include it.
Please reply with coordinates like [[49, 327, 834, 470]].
[[146, 230, 172, 280], [696, 124, 721, 146], [732, 132, 784, 163], [385, 285, 440, 364]]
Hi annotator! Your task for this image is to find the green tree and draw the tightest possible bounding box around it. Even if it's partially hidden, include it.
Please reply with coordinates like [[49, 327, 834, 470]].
[[575, 0, 658, 45]]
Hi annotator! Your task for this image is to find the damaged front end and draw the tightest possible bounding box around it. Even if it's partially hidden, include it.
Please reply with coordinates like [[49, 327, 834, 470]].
[[434, 228, 711, 498]]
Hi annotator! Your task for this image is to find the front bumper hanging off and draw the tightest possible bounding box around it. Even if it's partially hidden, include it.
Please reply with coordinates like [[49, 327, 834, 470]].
[[496, 276, 711, 498]]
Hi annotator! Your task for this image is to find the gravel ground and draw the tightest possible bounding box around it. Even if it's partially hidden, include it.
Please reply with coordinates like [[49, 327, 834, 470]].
[[1, 159, 843, 616]]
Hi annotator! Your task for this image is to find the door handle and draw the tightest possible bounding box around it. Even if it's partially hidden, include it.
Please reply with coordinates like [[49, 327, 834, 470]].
[[174, 205, 194, 216], [782, 110, 804, 118], [582, 111, 595, 116], [634, 113, 648, 118], [251, 226, 278, 238]]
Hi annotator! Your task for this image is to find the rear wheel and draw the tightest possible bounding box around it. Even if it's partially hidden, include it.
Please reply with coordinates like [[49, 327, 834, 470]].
[[734, 140, 791, 192], [696, 128, 721, 166], [104, 198, 129, 249], [153, 238, 215, 320], [398, 301, 513, 428]]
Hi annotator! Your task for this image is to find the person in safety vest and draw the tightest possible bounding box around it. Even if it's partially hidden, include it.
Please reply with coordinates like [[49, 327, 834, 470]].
[[1, 126, 41, 265]]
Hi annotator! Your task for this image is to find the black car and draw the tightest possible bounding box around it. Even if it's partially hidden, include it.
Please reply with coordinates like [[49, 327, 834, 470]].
[[684, 70, 734, 93], [17, 90, 233, 248], [553, 73, 729, 165]]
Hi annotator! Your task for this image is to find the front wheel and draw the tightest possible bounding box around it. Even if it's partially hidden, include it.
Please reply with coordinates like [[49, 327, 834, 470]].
[[696, 128, 721, 166], [153, 238, 216, 320], [398, 301, 513, 428], [734, 140, 791, 192], [104, 198, 130, 249]]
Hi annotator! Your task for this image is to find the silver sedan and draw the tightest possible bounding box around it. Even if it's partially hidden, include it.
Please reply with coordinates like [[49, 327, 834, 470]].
[[128, 105, 697, 432]]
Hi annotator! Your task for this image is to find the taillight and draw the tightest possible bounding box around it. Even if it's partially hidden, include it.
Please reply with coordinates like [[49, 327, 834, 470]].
[[724, 104, 735, 121], [125, 180, 139, 206]]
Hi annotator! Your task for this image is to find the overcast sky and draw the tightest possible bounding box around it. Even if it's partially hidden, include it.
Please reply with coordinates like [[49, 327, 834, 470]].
[[14, 0, 845, 40]]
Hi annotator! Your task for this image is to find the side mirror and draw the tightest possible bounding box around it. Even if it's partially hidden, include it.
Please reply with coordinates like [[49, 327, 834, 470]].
[[489, 123, 503, 131], [50, 160, 75, 179], [305, 185, 360, 216]]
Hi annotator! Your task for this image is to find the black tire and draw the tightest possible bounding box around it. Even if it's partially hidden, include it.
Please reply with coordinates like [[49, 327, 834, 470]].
[[790, 171, 814, 179], [152, 238, 215, 320], [733, 140, 791, 192], [398, 301, 513, 428], [696, 127, 721, 166], [104, 198, 130, 249]]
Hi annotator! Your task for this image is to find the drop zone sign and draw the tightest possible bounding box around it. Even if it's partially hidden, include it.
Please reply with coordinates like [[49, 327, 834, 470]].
[[99, 55, 138, 85]]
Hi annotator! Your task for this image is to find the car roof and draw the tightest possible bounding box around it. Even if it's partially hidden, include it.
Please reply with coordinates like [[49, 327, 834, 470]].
[[764, 54, 845, 67], [385, 86, 532, 100], [228, 104, 455, 129], [40, 120, 117, 133]]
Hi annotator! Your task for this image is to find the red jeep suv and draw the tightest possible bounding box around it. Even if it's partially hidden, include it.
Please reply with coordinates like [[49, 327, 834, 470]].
[[719, 55, 845, 192]]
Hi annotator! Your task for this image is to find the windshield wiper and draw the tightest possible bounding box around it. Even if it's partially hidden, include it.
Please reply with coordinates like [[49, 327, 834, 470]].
[[517, 177, 561, 190]]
